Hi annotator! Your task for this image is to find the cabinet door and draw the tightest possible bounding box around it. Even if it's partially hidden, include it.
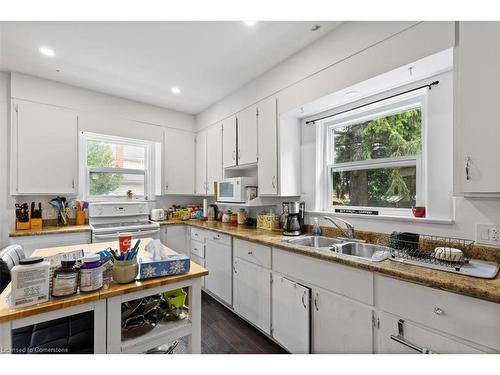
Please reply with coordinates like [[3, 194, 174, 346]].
[[164, 129, 195, 195], [312, 287, 373, 353], [233, 258, 271, 334], [375, 312, 485, 354], [206, 124, 223, 196], [237, 105, 258, 166], [222, 116, 237, 169], [455, 22, 500, 193], [257, 96, 278, 195], [195, 130, 207, 195], [163, 225, 188, 255], [205, 239, 232, 305], [271, 274, 310, 353], [14, 100, 78, 194]]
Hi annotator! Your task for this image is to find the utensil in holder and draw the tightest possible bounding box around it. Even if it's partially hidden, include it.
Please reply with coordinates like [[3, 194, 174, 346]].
[[113, 259, 138, 284]]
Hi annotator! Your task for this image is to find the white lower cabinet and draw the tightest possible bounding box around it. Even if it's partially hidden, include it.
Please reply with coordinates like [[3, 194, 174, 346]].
[[375, 311, 486, 354], [312, 287, 373, 354], [205, 236, 232, 305], [271, 274, 310, 353], [233, 257, 271, 334], [160, 225, 188, 255]]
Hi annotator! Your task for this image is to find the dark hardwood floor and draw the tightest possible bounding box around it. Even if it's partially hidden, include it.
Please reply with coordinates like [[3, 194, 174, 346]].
[[176, 292, 287, 354]]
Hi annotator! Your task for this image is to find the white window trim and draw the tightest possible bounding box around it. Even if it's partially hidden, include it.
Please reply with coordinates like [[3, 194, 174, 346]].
[[318, 89, 428, 217], [79, 132, 155, 201]]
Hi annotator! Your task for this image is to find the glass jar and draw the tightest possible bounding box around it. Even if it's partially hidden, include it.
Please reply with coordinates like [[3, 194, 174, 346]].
[[237, 208, 247, 225], [52, 260, 78, 297], [79, 254, 103, 292]]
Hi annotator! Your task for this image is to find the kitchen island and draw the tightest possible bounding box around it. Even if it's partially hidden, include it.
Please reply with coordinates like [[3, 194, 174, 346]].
[[0, 238, 208, 354]]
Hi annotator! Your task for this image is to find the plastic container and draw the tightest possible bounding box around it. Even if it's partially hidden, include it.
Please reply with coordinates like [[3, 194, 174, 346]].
[[52, 260, 78, 297], [11, 257, 50, 308], [79, 254, 103, 292], [113, 259, 138, 284], [312, 217, 322, 236]]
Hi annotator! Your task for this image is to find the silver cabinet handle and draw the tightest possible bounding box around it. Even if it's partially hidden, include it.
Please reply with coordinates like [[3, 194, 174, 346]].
[[165, 184, 169, 190], [433, 307, 444, 316], [247, 251, 253, 255], [301, 291, 307, 309], [232, 150, 235, 160], [72, 179, 75, 189], [272, 176, 276, 189], [314, 292, 319, 311], [465, 156, 471, 180], [233, 261, 237, 274], [238, 149, 241, 160], [390, 319, 435, 354]]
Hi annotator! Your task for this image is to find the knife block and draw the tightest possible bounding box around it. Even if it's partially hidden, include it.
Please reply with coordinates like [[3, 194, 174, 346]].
[[16, 220, 30, 230], [30, 218, 43, 230]]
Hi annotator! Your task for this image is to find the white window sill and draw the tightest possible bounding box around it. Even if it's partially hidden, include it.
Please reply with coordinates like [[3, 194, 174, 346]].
[[307, 210, 453, 225]]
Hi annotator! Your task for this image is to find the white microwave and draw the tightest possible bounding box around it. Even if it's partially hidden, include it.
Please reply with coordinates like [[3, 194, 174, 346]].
[[218, 177, 257, 203]]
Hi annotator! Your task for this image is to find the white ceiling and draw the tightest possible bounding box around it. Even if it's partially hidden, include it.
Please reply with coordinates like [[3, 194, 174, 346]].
[[0, 21, 341, 114]]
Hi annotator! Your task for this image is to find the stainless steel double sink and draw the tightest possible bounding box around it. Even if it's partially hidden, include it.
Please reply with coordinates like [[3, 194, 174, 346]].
[[285, 236, 390, 262]]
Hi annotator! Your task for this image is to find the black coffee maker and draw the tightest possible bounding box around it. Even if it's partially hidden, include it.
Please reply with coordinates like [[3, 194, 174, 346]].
[[282, 201, 305, 236]]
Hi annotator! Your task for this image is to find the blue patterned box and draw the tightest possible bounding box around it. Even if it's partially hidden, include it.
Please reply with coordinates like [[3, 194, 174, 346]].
[[137, 254, 190, 279]]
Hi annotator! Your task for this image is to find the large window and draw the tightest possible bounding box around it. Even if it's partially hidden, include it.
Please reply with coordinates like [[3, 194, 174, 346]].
[[324, 96, 424, 213], [82, 133, 153, 199]]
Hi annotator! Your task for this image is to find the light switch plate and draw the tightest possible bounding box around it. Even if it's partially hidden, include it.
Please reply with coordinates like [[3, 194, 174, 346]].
[[476, 223, 500, 246]]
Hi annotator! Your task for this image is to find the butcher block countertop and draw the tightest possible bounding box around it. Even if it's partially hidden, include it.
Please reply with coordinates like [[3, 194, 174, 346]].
[[160, 220, 500, 304], [10, 224, 91, 237], [0, 238, 208, 323]]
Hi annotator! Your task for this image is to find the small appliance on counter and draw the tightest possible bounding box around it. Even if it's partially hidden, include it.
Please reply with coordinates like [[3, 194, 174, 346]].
[[282, 201, 305, 236], [150, 208, 165, 221], [218, 177, 257, 203]]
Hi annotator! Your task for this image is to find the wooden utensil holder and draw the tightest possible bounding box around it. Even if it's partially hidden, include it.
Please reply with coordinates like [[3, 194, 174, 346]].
[[16, 220, 30, 230], [30, 218, 43, 230]]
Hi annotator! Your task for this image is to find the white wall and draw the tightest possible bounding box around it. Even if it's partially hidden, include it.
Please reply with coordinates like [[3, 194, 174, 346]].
[[1, 72, 198, 247]]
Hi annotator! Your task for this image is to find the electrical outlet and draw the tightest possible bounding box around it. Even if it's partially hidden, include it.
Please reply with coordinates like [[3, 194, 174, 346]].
[[476, 224, 500, 245]]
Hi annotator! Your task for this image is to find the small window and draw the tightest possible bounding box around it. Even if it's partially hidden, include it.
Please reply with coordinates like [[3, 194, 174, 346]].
[[324, 98, 424, 213], [82, 133, 152, 199]]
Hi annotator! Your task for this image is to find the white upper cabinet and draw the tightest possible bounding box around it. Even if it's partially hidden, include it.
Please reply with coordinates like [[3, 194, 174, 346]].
[[236, 105, 258, 166], [454, 22, 500, 194], [195, 130, 207, 195], [11, 100, 78, 195], [222, 116, 237, 169], [164, 128, 195, 195], [257, 96, 278, 195], [206, 124, 223, 196]]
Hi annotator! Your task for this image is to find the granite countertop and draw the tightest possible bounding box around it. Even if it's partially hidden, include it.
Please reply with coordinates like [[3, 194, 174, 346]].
[[8, 218, 499, 303], [159, 219, 500, 304], [9, 224, 92, 237]]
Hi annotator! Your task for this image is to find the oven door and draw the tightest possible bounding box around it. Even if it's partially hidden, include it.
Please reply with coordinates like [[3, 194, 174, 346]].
[[92, 228, 160, 243], [218, 180, 243, 202]]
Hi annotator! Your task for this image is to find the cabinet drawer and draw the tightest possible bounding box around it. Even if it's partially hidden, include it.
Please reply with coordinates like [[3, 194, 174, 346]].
[[190, 227, 206, 242], [234, 238, 271, 269], [190, 239, 205, 259], [273, 248, 373, 305], [375, 274, 500, 350], [376, 311, 487, 354], [206, 231, 231, 246]]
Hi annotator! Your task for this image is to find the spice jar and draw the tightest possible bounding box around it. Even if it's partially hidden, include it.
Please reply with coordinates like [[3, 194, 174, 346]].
[[237, 208, 247, 225], [230, 212, 238, 225], [79, 254, 103, 292], [52, 260, 78, 297], [222, 210, 231, 223]]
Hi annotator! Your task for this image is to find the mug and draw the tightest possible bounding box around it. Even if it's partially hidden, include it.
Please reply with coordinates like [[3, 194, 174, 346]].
[[412, 206, 426, 218]]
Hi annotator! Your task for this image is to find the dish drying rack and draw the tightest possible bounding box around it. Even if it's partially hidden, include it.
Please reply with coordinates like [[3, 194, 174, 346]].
[[380, 234, 474, 272]]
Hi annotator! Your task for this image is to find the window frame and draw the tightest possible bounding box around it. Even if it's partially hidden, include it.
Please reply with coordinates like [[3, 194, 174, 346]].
[[321, 91, 427, 216], [80, 132, 154, 201]]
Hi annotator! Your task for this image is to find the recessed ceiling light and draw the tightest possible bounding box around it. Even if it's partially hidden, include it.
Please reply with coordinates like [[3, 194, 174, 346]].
[[171, 86, 181, 94], [39, 46, 55, 57], [243, 21, 257, 27]]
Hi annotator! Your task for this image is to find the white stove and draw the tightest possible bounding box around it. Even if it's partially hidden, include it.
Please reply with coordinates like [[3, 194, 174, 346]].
[[89, 202, 160, 243]]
